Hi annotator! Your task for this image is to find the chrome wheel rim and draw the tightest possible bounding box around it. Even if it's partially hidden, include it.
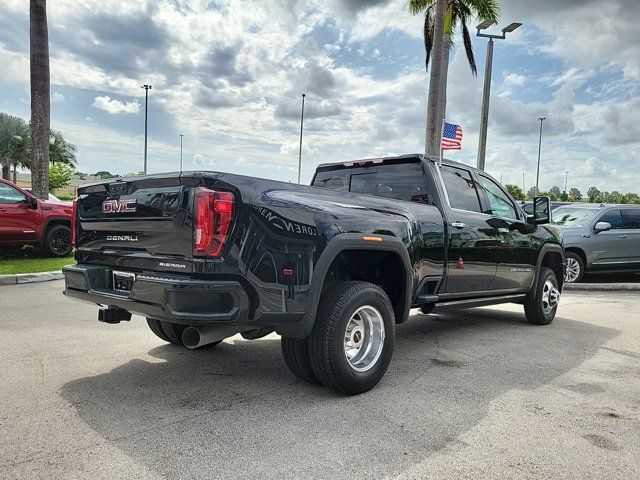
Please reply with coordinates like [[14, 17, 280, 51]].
[[344, 305, 385, 372], [542, 279, 560, 315], [565, 258, 580, 283]]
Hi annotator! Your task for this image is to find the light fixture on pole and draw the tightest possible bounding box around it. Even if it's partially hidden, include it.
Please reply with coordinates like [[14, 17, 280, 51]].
[[536, 116, 546, 192], [476, 21, 522, 171], [179, 134, 184, 172], [297, 93, 306, 184], [141, 84, 152, 174]]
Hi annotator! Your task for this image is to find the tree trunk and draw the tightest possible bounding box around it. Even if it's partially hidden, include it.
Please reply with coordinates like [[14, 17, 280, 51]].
[[1, 163, 10, 180], [29, 0, 50, 199], [436, 6, 453, 153], [425, 0, 446, 157], [438, 34, 451, 133]]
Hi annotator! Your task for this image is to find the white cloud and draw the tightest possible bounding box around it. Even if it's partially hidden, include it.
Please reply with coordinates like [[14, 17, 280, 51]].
[[503, 73, 525, 87], [52, 91, 65, 103], [92, 96, 141, 114]]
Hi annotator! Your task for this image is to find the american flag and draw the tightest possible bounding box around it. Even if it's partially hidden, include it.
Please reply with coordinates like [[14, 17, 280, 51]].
[[441, 122, 463, 150]]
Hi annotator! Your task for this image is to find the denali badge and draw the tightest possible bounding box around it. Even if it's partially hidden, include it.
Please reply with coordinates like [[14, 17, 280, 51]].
[[102, 199, 136, 213], [106, 235, 139, 241], [159, 262, 187, 269]]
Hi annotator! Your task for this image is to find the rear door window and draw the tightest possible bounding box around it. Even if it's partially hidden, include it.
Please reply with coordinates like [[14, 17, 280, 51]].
[[439, 165, 482, 213], [621, 208, 640, 229], [598, 209, 623, 229]]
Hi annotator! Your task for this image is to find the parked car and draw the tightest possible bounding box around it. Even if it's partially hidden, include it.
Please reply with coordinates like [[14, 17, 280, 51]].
[[521, 200, 574, 216], [552, 204, 640, 282], [0, 179, 73, 257], [62, 155, 564, 394], [24, 188, 72, 205]]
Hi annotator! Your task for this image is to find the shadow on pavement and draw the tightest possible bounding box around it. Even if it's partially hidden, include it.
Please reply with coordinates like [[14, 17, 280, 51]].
[[582, 272, 640, 283], [60, 309, 619, 479]]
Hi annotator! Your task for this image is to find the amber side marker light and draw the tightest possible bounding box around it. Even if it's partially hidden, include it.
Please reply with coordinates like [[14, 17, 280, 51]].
[[362, 236, 383, 242]]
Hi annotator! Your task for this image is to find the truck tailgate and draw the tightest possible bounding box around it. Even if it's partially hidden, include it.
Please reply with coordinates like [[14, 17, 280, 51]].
[[76, 176, 194, 270]]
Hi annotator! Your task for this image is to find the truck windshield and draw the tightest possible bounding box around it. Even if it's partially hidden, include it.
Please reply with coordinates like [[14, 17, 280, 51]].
[[552, 207, 598, 227]]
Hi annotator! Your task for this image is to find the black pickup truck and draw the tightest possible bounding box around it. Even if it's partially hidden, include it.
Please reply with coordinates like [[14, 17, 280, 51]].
[[63, 154, 564, 394]]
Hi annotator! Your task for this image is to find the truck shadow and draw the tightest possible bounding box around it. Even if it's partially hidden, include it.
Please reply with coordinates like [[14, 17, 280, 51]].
[[60, 309, 619, 479]]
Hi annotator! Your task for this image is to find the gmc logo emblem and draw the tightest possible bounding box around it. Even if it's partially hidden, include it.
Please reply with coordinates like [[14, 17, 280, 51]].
[[102, 199, 136, 213]]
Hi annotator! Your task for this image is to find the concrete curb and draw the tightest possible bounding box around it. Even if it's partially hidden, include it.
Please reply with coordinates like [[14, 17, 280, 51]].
[[564, 282, 640, 292], [0, 270, 64, 285]]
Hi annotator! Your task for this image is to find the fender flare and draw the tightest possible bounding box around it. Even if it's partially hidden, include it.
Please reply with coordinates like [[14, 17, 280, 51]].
[[532, 243, 565, 293], [287, 233, 413, 339]]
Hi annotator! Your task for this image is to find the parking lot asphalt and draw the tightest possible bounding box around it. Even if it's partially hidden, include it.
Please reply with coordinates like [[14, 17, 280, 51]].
[[1, 280, 639, 480]]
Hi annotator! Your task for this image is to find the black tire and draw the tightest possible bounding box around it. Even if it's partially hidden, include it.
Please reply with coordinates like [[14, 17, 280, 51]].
[[308, 281, 395, 395], [42, 224, 72, 257], [281, 336, 321, 385], [564, 252, 584, 283], [146, 318, 171, 343], [524, 267, 560, 325], [160, 321, 186, 346]]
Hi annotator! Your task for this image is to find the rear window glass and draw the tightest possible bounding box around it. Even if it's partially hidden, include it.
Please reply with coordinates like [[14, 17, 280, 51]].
[[312, 170, 349, 191], [440, 165, 481, 213], [622, 208, 640, 229], [313, 162, 429, 203]]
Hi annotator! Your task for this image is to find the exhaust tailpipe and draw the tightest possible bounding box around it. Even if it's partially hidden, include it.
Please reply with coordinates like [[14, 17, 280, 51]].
[[182, 325, 237, 349]]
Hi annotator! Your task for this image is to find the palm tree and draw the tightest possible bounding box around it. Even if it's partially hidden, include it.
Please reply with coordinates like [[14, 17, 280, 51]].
[[409, 0, 500, 155], [0, 113, 29, 181], [29, 0, 50, 200]]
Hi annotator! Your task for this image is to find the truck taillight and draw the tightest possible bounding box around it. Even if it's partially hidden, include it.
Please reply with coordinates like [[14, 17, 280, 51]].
[[71, 199, 78, 248], [193, 188, 234, 257]]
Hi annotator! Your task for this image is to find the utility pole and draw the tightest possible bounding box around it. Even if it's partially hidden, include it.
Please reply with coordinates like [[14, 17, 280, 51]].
[[297, 93, 305, 184], [564, 170, 568, 192], [536, 116, 546, 193], [476, 21, 522, 170], [141, 84, 152, 174], [179, 134, 184, 172], [522, 171, 525, 193]]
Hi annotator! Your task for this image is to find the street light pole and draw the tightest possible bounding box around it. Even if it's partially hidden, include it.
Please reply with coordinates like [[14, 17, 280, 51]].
[[141, 84, 152, 174], [536, 116, 546, 193], [297, 93, 306, 184], [476, 21, 522, 171], [522, 171, 525, 192], [179, 134, 184, 172], [564, 170, 568, 192]]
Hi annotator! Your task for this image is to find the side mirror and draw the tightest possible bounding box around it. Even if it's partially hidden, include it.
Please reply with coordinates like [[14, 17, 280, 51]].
[[594, 221, 611, 232], [533, 196, 550, 225], [29, 196, 39, 209]]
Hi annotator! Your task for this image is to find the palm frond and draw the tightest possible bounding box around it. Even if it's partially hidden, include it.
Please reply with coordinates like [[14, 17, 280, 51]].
[[407, 0, 435, 15], [460, 14, 477, 76], [423, 7, 434, 71]]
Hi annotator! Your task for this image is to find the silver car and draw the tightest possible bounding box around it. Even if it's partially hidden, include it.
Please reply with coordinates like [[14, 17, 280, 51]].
[[552, 204, 640, 282]]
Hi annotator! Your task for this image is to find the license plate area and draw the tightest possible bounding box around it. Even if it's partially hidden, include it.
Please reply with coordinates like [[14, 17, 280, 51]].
[[112, 270, 136, 292]]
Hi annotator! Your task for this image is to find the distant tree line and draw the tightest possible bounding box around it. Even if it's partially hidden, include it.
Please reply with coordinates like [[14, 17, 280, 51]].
[[504, 183, 640, 204]]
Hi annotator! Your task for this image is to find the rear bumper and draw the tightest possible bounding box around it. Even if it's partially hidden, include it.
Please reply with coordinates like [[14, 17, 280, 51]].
[[63, 264, 250, 326]]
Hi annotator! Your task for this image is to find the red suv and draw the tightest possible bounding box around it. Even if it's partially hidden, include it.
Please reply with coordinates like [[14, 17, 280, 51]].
[[0, 179, 73, 257]]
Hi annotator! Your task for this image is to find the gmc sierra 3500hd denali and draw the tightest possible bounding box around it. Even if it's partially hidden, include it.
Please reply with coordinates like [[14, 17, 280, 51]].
[[63, 154, 564, 394]]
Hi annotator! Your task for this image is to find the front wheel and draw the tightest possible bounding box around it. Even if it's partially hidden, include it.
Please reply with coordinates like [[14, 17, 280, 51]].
[[524, 267, 561, 325], [42, 225, 72, 257], [308, 281, 395, 395]]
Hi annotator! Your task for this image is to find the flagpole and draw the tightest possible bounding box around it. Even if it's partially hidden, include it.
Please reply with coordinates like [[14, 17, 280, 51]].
[[439, 120, 443, 164]]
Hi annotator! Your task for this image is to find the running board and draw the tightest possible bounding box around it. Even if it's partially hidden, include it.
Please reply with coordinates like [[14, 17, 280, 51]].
[[429, 294, 526, 313]]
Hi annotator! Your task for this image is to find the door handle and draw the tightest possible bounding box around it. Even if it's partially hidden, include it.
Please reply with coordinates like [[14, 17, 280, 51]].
[[619, 235, 627, 238], [451, 221, 466, 228]]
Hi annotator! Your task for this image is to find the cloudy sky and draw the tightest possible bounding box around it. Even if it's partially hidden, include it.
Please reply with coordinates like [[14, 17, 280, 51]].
[[1, 0, 639, 193]]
